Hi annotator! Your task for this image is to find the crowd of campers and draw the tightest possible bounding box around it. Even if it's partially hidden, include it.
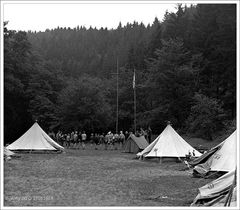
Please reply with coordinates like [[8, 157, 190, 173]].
[[47, 127, 152, 150], [53, 131, 126, 150]]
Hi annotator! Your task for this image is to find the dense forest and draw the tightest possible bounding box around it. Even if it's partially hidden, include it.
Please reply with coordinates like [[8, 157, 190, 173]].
[[4, 4, 236, 144]]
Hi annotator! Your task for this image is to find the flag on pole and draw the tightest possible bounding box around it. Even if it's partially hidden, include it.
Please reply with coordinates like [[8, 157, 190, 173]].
[[133, 70, 135, 89]]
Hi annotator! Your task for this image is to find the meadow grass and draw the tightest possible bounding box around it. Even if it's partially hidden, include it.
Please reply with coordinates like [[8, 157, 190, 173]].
[[4, 144, 210, 206]]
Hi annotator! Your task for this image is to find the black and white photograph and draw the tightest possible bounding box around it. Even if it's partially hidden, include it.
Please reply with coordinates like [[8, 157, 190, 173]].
[[1, 0, 239, 209]]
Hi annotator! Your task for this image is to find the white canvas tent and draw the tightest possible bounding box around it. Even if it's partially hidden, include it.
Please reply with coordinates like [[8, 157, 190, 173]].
[[6, 122, 64, 151], [191, 169, 237, 207], [192, 131, 236, 176], [137, 124, 201, 159]]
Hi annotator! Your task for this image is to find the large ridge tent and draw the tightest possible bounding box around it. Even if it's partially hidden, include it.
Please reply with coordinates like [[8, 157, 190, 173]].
[[124, 134, 149, 153], [137, 124, 201, 161], [6, 122, 64, 152], [190, 131, 236, 177], [191, 169, 237, 207]]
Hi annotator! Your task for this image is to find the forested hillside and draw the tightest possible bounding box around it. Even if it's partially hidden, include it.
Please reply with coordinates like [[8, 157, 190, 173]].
[[4, 4, 236, 144]]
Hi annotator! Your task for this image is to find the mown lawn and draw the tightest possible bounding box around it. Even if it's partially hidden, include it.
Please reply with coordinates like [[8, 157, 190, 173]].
[[4, 144, 210, 207]]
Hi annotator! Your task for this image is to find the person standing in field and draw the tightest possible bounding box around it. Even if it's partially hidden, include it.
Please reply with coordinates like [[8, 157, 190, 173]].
[[81, 131, 87, 150], [109, 132, 114, 150], [125, 131, 129, 139], [90, 133, 94, 148], [66, 133, 71, 148], [99, 133, 104, 149], [104, 133, 109, 150], [73, 131, 78, 149], [48, 130, 56, 140], [56, 130, 61, 144], [62, 133, 65, 146], [58, 132, 63, 146], [62, 134, 66, 147], [119, 131, 125, 149], [113, 133, 119, 150], [70, 131, 75, 148], [77, 131, 82, 149], [93, 133, 99, 150]]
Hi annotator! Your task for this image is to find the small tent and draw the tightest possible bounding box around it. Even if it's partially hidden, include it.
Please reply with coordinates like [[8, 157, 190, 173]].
[[4, 147, 20, 160], [191, 169, 237, 207], [6, 122, 64, 152], [4, 147, 16, 156], [191, 131, 236, 177], [124, 134, 149, 153], [137, 124, 201, 160]]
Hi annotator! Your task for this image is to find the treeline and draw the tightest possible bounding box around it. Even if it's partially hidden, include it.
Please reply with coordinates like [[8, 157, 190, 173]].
[[4, 4, 236, 144]]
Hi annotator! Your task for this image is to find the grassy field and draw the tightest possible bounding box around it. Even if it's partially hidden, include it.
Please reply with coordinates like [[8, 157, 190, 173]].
[[4, 144, 211, 207]]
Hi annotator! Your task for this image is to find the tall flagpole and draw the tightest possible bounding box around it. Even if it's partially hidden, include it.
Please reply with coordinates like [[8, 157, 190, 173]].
[[111, 56, 119, 134], [116, 57, 119, 134], [133, 68, 136, 134]]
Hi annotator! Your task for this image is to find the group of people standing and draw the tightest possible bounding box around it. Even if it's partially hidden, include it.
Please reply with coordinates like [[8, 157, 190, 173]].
[[90, 131, 126, 150], [51, 131, 87, 149], [48, 130, 127, 150], [48, 126, 152, 150]]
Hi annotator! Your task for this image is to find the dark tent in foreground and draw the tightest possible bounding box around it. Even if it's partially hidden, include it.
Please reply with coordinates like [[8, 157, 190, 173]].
[[124, 134, 149, 153]]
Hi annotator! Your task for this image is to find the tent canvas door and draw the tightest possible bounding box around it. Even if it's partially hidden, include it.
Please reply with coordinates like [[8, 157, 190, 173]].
[[124, 134, 149, 153], [6, 122, 64, 151], [137, 125, 201, 158]]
